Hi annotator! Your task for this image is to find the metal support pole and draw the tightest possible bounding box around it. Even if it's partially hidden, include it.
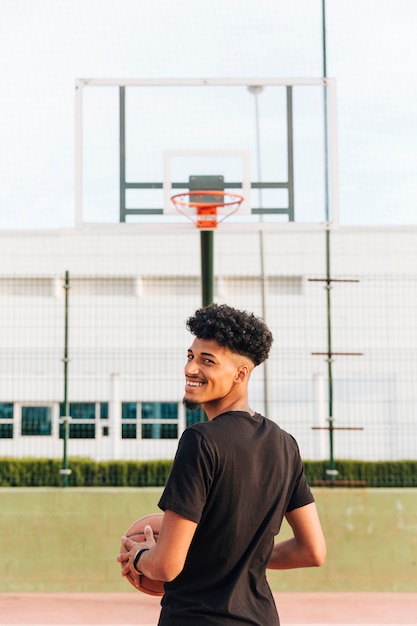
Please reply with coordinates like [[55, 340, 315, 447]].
[[119, 86, 126, 223], [200, 230, 214, 307], [325, 236, 337, 480], [248, 84, 270, 417], [199, 230, 214, 423], [60, 271, 72, 487], [322, 0, 337, 481]]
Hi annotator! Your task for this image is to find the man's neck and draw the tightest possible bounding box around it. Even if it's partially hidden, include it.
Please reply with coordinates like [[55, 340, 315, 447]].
[[203, 398, 255, 421]]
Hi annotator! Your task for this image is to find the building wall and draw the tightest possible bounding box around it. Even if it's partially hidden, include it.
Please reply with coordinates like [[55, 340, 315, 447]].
[[0, 226, 416, 462]]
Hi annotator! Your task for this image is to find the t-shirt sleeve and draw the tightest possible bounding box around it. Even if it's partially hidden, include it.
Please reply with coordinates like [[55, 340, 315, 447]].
[[158, 426, 215, 523], [286, 436, 315, 512]]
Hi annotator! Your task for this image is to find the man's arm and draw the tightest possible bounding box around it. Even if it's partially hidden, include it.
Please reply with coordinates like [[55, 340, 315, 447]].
[[118, 509, 197, 582], [267, 502, 326, 570]]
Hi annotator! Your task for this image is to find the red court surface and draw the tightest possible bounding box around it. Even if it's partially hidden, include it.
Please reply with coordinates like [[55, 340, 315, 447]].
[[0, 593, 416, 625]]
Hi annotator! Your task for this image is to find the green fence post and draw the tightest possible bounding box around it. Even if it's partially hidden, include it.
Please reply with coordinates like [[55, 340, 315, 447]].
[[60, 271, 72, 487]]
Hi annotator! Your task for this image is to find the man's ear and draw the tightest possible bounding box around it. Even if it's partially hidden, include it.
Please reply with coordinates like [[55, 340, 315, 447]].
[[234, 364, 249, 383]]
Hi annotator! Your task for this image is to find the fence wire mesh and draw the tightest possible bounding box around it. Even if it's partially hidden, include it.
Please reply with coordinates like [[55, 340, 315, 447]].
[[0, 227, 416, 485]]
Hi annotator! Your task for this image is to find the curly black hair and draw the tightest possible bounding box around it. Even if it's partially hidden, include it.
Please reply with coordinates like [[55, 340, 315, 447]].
[[186, 303, 273, 367]]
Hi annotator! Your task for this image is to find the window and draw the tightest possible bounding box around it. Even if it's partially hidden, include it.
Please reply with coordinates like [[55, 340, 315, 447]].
[[186, 406, 207, 427], [141, 402, 178, 439], [0, 403, 13, 419], [59, 402, 108, 439], [122, 402, 137, 439], [59, 402, 97, 439], [0, 403, 13, 438], [121, 402, 179, 439], [67, 403, 95, 420], [21, 406, 52, 436], [99, 403, 109, 435]]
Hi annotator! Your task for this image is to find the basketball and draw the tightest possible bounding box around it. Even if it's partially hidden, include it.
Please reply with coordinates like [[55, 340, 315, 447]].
[[120, 513, 165, 596]]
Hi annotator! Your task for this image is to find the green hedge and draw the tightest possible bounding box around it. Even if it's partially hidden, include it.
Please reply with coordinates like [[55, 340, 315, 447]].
[[304, 460, 417, 487], [0, 457, 173, 487], [0, 457, 416, 487]]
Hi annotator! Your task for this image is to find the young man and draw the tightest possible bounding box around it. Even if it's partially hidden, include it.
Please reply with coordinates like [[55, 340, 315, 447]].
[[119, 303, 326, 625]]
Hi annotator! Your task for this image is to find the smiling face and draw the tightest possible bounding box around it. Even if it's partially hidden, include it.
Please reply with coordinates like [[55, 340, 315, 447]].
[[184, 337, 253, 420]]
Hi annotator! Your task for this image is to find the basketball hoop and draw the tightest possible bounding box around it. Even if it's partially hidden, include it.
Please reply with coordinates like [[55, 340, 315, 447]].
[[171, 190, 244, 229]]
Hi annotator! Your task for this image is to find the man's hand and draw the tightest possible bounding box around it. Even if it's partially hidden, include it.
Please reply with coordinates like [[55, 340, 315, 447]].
[[117, 510, 197, 583], [117, 524, 156, 579]]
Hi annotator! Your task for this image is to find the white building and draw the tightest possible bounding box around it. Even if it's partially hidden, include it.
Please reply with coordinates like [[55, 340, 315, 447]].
[[1, 224, 416, 463]]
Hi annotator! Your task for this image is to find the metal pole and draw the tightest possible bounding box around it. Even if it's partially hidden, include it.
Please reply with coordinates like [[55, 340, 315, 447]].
[[248, 85, 270, 417], [200, 230, 214, 307], [199, 231, 213, 424], [325, 234, 336, 479], [61, 271, 71, 487], [322, 0, 337, 481], [119, 86, 126, 223]]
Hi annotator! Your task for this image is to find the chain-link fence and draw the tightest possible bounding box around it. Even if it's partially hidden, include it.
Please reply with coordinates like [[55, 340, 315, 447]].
[[1, 227, 416, 483]]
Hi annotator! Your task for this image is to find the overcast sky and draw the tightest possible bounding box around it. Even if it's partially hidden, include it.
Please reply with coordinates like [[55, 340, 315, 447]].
[[1, 0, 416, 229]]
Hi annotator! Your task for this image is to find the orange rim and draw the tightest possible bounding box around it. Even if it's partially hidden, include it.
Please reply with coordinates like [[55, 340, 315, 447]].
[[171, 191, 244, 228], [171, 190, 244, 209]]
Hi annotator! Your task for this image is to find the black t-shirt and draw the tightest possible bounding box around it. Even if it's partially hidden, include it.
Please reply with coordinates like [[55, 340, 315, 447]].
[[158, 411, 314, 626]]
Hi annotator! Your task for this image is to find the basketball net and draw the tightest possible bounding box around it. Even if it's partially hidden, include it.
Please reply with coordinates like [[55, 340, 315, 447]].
[[171, 190, 244, 229]]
